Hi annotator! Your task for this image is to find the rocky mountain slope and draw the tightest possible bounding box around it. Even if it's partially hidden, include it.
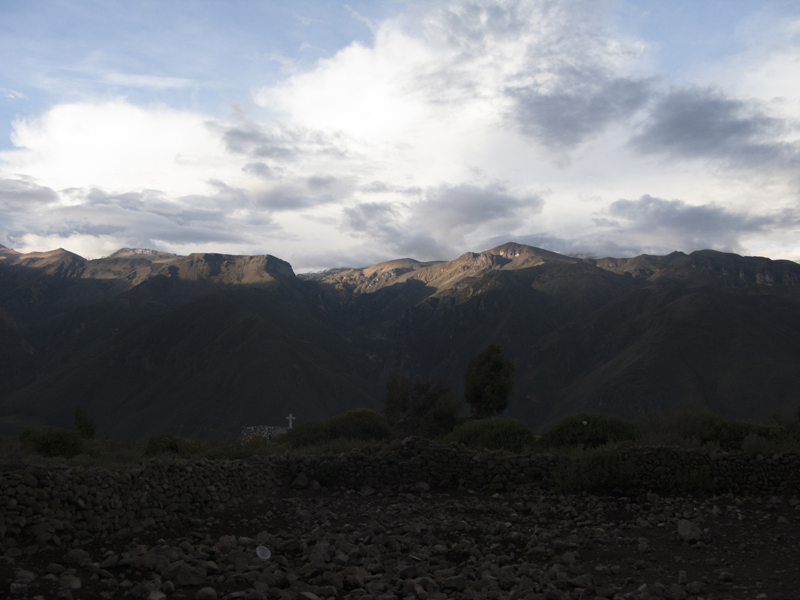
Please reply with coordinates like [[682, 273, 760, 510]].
[[1, 242, 800, 438]]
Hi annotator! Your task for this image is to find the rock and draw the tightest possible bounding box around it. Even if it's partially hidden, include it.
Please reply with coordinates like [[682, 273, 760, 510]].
[[685, 581, 705, 595], [292, 472, 309, 488], [99, 555, 118, 568], [442, 575, 467, 591], [256, 531, 270, 544], [195, 587, 218, 600], [162, 560, 207, 586], [15, 569, 36, 584], [148, 591, 167, 600], [217, 535, 237, 552], [665, 583, 686, 600], [676, 519, 703, 542], [58, 574, 81, 590], [62, 548, 90, 565]]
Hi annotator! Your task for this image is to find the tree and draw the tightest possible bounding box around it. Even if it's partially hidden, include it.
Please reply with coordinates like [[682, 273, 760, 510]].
[[463, 344, 515, 418], [385, 371, 412, 426], [384, 371, 460, 437], [73, 408, 96, 439]]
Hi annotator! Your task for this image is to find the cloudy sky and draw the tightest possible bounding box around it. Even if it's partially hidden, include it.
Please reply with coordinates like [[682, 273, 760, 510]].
[[1, 0, 799, 270]]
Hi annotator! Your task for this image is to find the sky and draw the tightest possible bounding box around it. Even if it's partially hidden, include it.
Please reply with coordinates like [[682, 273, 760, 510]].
[[1, 0, 799, 271]]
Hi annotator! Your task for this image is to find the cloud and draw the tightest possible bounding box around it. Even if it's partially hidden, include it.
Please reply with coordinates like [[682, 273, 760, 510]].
[[254, 175, 355, 212], [101, 72, 195, 89], [0, 100, 240, 197], [219, 120, 349, 162], [414, 183, 543, 238], [510, 75, 651, 150], [342, 182, 543, 260], [0, 176, 59, 210], [242, 162, 274, 180], [481, 231, 652, 259], [343, 200, 453, 260], [422, 0, 652, 151], [1, 88, 26, 100], [482, 194, 794, 259], [2, 181, 284, 259], [598, 194, 778, 253], [258, 0, 651, 157], [630, 88, 800, 168], [345, 5, 376, 32]]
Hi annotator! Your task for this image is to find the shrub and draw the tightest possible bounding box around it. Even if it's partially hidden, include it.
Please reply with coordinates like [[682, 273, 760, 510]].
[[282, 409, 392, 448], [537, 412, 641, 449], [145, 435, 193, 457], [73, 408, 96, 439], [464, 344, 515, 418], [551, 448, 639, 494], [421, 393, 460, 438], [639, 411, 769, 451], [19, 427, 84, 458], [447, 418, 536, 454], [385, 373, 460, 437]]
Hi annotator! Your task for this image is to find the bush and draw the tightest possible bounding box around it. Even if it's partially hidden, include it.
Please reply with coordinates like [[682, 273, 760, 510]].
[[19, 427, 84, 458], [73, 408, 96, 439], [447, 418, 536, 454], [421, 393, 460, 438], [639, 411, 769, 451], [537, 412, 641, 449], [145, 435, 193, 457], [464, 344, 515, 418], [385, 373, 460, 437], [551, 448, 639, 494], [282, 409, 392, 448]]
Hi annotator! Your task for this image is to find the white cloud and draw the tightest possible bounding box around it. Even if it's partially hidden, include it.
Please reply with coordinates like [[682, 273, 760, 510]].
[[1, 88, 26, 100], [11, 232, 129, 259], [0, 100, 242, 197], [101, 72, 195, 89]]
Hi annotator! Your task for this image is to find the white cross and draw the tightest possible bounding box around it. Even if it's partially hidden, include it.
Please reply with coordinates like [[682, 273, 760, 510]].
[[286, 413, 295, 429]]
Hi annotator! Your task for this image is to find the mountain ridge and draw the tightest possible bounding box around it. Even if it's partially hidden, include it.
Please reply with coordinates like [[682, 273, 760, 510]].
[[2, 242, 799, 438]]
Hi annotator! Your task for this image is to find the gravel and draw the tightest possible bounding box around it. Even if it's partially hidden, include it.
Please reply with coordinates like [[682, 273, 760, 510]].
[[2, 441, 800, 599]]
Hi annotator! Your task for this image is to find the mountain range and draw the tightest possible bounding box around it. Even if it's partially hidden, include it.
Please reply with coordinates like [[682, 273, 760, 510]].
[[2, 241, 799, 439]]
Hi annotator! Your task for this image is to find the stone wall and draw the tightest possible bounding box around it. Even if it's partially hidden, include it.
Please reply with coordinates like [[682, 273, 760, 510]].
[[2, 440, 799, 558], [240, 426, 287, 443], [274, 439, 800, 496]]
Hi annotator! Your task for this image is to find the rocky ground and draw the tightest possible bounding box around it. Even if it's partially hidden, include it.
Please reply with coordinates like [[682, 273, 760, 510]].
[[2, 482, 800, 600]]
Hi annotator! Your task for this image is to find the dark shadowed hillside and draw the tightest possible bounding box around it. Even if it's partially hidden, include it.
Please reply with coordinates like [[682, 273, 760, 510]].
[[2, 242, 800, 438]]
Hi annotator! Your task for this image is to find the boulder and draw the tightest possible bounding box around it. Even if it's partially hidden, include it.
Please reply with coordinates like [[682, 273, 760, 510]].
[[676, 519, 703, 542]]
